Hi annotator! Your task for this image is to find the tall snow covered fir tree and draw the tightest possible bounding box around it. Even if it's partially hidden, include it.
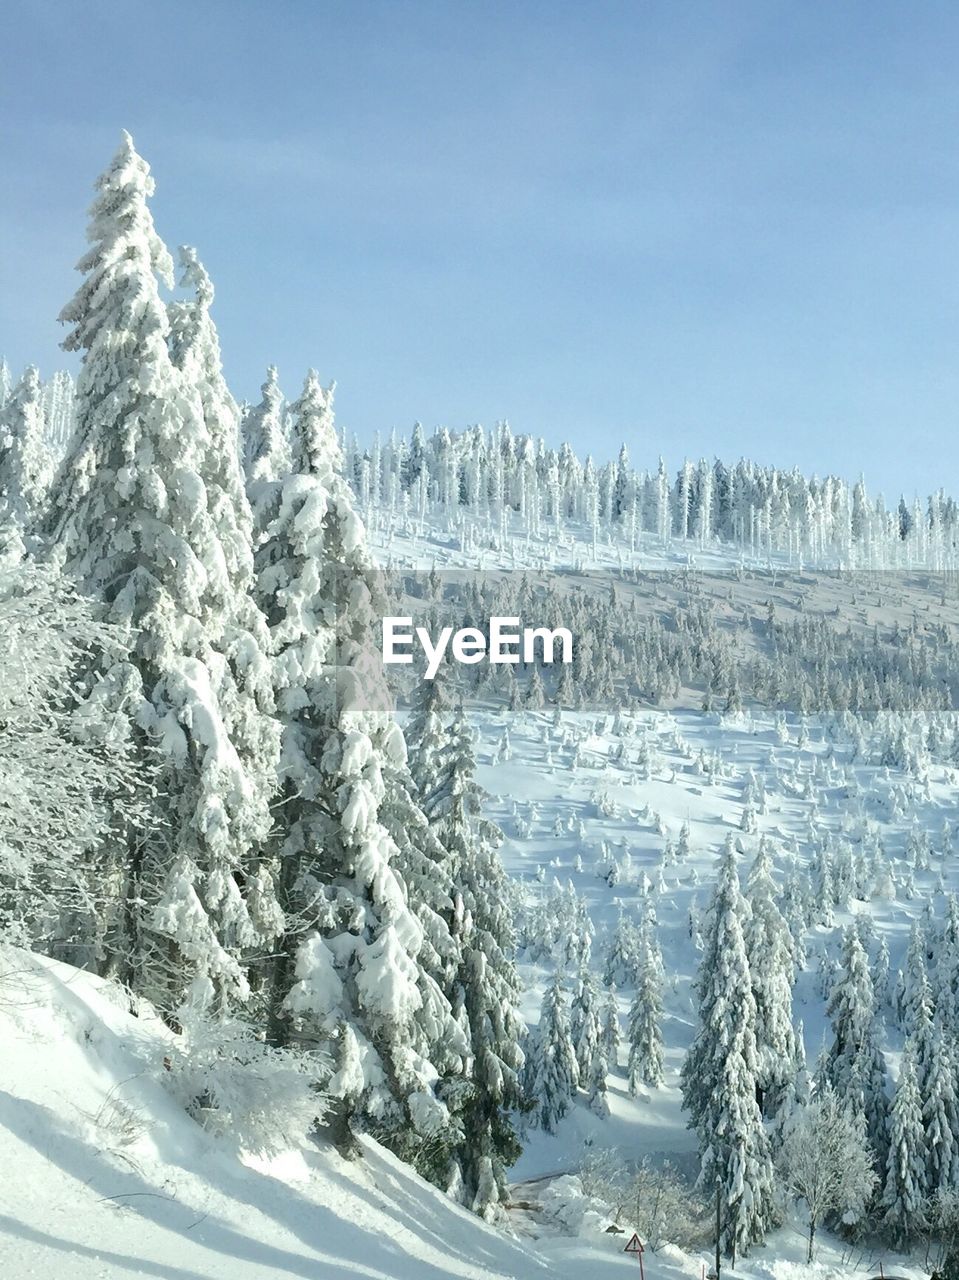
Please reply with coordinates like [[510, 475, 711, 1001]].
[[430, 700, 525, 1219], [882, 1040, 927, 1247], [744, 836, 798, 1119], [528, 971, 578, 1133], [249, 369, 469, 1178], [626, 924, 665, 1092], [681, 841, 778, 1259], [47, 133, 281, 1015], [825, 925, 889, 1171]]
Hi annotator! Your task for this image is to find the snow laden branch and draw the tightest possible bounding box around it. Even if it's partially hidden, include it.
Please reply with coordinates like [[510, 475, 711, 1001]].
[[0, 564, 147, 947]]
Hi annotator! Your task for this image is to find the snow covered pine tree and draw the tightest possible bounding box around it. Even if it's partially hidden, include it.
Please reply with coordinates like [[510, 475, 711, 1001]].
[[48, 133, 282, 1016]]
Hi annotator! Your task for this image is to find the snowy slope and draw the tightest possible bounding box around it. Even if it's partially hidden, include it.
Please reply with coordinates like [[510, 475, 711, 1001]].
[[0, 947, 564, 1280]]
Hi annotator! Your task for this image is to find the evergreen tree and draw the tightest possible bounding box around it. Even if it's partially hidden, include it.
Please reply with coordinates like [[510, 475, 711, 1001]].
[[405, 669, 453, 819], [601, 984, 621, 1068], [570, 966, 603, 1081], [681, 843, 777, 1258], [826, 925, 889, 1169], [0, 365, 55, 550], [433, 701, 525, 1218], [627, 927, 665, 1091], [48, 134, 281, 1014], [745, 837, 798, 1117], [530, 971, 578, 1133], [882, 1042, 927, 1248], [922, 1025, 959, 1192], [254, 370, 465, 1171], [243, 364, 290, 488]]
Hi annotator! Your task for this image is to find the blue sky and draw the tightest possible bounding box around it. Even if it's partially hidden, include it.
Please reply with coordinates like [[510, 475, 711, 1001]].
[[3, 1, 959, 499]]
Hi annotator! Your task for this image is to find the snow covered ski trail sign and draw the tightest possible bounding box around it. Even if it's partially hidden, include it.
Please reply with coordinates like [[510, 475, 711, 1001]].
[[624, 1233, 645, 1280]]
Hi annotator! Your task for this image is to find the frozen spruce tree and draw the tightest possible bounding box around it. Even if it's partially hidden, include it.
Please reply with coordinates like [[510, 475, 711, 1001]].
[[601, 984, 621, 1068], [48, 134, 281, 1014], [570, 966, 604, 1081], [922, 1024, 959, 1191], [627, 926, 665, 1091], [745, 836, 798, 1117], [531, 972, 579, 1132], [896, 919, 930, 1035], [253, 370, 466, 1173], [935, 894, 959, 1024], [825, 925, 889, 1168], [585, 1045, 610, 1118], [681, 841, 777, 1259], [405, 668, 453, 821], [0, 365, 55, 552], [882, 1042, 928, 1248], [432, 700, 525, 1219]]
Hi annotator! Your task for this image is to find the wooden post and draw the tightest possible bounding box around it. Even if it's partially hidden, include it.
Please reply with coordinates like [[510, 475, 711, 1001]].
[[715, 1178, 722, 1280]]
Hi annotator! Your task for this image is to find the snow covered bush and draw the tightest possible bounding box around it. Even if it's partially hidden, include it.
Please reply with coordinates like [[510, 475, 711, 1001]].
[[622, 1160, 710, 1252], [578, 1143, 630, 1214], [162, 1009, 327, 1156], [574, 1147, 707, 1249]]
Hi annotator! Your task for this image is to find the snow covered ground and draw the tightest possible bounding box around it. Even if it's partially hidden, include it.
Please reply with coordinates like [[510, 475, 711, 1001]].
[[0, 948, 553, 1280]]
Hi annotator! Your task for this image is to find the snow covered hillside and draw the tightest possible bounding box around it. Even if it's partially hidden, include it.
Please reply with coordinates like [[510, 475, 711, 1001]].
[[5, 132, 959, 1280], [0, 947, 558, 1280]]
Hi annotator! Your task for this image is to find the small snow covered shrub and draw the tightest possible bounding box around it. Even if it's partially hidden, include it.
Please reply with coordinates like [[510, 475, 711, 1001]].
[[622, 1160, 710, 1252], [572, 1149, 708, 1250], [95, 1093, 147, 1150], [163, 1010, 327, 1156], [578, 1143, 630, 1213]]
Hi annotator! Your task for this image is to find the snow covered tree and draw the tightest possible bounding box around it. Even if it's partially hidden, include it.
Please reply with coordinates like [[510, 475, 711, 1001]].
[[896, 919, 930, 1035], [745, 837, 798, 1117], [935, 895, 959, 1026], [601, 984, 621, 1067], [627, 927, 665, 1091], [570, 967, 603, 1081], [882, 1042, 928, 1248], [0, 565, 145, 952], [825, 925, 889, 1169], [433, 700, 525, 1218], [0, 365, 55, 551], [243, 364, 290, 491], [777, 1084, 877, 1261], [922, 1024, 959, 1192], [586, 1046, 610, 1118], [604, 909, 640, 986], [405, 668, 453, 820], [253, 370, 465, 1173], [48, 134, 281, 1015], [530, 972, 579, 1133], [681, 842, 777, 1258]]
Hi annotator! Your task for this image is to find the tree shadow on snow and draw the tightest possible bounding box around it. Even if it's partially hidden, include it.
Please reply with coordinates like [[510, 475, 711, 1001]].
[[0, 1213, 212, 1280], [0, 1090, 535, 1280]]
